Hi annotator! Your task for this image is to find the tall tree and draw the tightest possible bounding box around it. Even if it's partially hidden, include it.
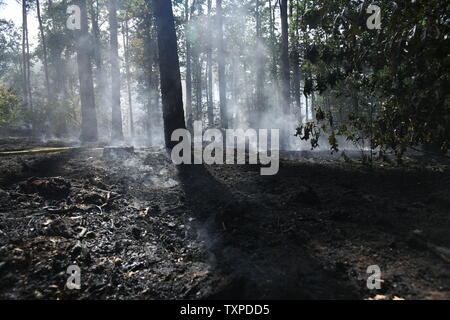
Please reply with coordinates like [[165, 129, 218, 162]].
[[191, 1, 202, 123], [206, 0, 214, 127], [268, 0, 277, 84], [152, 0, 186, 148], [75, 0, 98, 142], [254, 0, 264, 128], [21, 0, 33, 117], [108, 0, 124, 140], [291, 0, 301, 120], [89, 0, 107, 129], [184, 0, 193, 130], [216, 0, 228, 128], [122, 16, 134, 137], [190, 0, 202, 123], [280, 0, 290, 113], [36, 0, 51, 103]]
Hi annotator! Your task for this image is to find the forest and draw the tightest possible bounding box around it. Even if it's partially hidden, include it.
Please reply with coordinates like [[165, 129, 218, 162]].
[[0, 0, 449, 301]]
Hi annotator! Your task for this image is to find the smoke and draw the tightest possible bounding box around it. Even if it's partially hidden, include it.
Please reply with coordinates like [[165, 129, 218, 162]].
[[3, 0, 354, 153], [181, 0, 316, 152]]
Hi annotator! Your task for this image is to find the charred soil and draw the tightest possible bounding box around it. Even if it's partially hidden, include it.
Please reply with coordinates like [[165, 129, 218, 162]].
[[0, 138, 449, 300]]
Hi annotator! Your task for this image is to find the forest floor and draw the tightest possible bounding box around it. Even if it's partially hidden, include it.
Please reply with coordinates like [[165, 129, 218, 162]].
[[0, 137, 450, 300]]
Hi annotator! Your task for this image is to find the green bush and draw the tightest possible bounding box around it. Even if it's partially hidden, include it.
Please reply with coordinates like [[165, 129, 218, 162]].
[[0, 86, 22, 127]]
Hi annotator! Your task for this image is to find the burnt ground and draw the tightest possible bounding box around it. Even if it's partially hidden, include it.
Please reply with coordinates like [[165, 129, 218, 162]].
[[0, 137, 450, 300]]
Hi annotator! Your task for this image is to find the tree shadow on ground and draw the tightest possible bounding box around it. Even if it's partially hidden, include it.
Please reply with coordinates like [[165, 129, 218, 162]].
[[176, 163, 361, 299]]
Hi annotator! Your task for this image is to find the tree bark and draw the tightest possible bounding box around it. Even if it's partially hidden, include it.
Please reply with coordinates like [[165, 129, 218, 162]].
[[206, 0, 214, 127], [292, 0, 301, 120], [36, 0, 51, 103], [280, 0, 290, 113], [216, 0, 228, 128], [122, 17, 134, 137], [305, 95, 309, 121], [108, 0, 124, 141], [184, 0, 193, 130], [152, 0, 186, 148], [89, 0, 107, 126], [254, 0, 265, 128], [193, 49, 202, 121], [75, 0, 98, 142], [22, 0, 33, 116]]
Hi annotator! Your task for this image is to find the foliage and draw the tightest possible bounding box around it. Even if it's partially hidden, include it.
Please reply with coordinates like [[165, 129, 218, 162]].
[[296, 0, 450, 155], [0, 86, 22, 127]]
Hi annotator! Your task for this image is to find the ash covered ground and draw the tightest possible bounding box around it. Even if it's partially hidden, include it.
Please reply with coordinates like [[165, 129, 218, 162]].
[[0, 137, 450, 300]]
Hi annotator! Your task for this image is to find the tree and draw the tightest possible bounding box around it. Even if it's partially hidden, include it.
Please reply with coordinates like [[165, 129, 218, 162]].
[[0, 86, 21, 128], [152, 0, 186, 148], [216, 0, 228, 128], [280, 0, 290, 113], [21, 0, 33, 118], [0, 19, 21, 82], [122, 15, 134, 137], [295, 0, 449, 155], [36, 0, 51, 104], [89, 0, 108, 133], [206, 0, 214, 127], [75, 0, 98, 142], [108, 0, 124, 141], [290, 0, 301, 120], [191, 0, 202, 124], [184, 0, 193, 130], [254, 0, 265, 128]]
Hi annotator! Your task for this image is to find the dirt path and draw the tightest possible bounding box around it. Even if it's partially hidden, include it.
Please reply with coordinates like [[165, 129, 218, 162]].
[[0, 139, 449, 299]]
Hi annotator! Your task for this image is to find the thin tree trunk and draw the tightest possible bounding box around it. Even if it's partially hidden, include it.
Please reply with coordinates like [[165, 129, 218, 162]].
[[216, 0, 228, 128], [206, 0, 214, 127], [75, 0, 98, 142], [22, 0, 29, 108], [305, 95, 309, 121], [152, 0, 186, 148], [269, 0, 277, 83], [89, 0, 106, 124], [25, 24, 32, 113], [192, 0, 202, 122], [311, 91, 316, 120], [22, 0, 33, 117], [122, 17, 134, 137], [145, 38, 155, 142], [193, 49, 202, 121], [36, 0, 51, 103], [108, 0, 124, 141], [254, 0, 264, 128], [184, 0, 193, 130], [292, 0, 301, 120], [280, 0, 290, 113]]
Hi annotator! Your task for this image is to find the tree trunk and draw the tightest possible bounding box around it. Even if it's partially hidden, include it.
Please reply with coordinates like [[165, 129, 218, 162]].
[[311, 91, 316, 121], [108, 0, 124, 141], [280, 0, 290, 113], [305, 95, 309, 121], [89, 0, 103, 70], [152, 0, 186, 148], [254, 0, 265, 128], [36, 0, 51, 103], [75, 0, 98, 142], [206, 0, 214, 127], [184, 0, 193, 130], [22, 0, 33, 117], [122, 17, 134, 137], [193, 49, 202, 121], [269, 0, 277, 83], [292, 0, 301, 121], [216, 0, 228, 129], [89, 0, 107, 129]]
